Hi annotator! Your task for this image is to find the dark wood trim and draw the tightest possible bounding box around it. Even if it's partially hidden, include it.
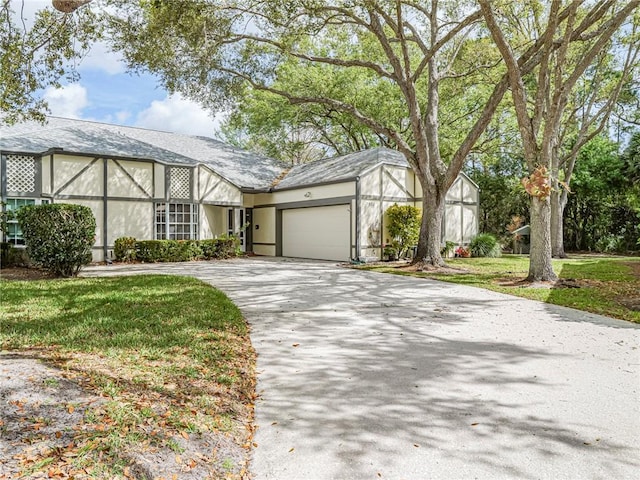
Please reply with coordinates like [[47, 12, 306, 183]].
[[103, 158, 109, 261], [275, 209, 282, 256]]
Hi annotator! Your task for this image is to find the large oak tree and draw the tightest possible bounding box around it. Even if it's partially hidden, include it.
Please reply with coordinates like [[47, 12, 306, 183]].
[[102, 0, 527, 266], [480, 0, 639, 280]]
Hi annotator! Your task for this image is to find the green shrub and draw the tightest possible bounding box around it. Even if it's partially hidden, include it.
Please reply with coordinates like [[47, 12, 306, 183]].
[[124, 237, 239, 263], [0, 242, 10, 268], [135, 240, 168, 262], [441, 241, 456, 257], [165, 240, 202, 262], [386, 204, 421, 258], [595, 234, 626, 253], [16, 203, 96, 277], [114, 236, 137, 262], [469, 233, 502, 258]]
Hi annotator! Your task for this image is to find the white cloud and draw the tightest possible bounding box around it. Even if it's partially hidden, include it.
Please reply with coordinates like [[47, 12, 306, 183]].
[[79, 42, 126, 75], [43, 83, 89, 118], [134, 94, 221, 137]]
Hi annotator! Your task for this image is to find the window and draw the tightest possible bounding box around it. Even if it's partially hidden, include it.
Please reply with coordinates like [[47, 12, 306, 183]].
[[155, 203, 198, 240], [2, 198, 49, 245]]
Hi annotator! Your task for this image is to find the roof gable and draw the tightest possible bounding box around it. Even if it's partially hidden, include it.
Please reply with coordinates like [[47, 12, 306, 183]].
[[274, 147, 409, 190]]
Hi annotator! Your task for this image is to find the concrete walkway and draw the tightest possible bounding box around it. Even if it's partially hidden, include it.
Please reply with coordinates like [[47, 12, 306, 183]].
[[84, 258, 640, 479]]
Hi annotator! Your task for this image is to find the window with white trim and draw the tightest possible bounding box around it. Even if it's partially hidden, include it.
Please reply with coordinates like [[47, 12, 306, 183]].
[[2, 198, 50, 245], [155, 203, 198, 240]]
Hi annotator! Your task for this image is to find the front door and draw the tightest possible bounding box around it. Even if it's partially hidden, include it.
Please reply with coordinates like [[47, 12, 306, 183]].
[[228, 207, 246, 252]]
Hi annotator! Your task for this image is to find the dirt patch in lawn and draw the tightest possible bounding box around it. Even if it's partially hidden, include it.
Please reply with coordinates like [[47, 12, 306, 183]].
[[0, 350, 253, 479], [0, 267, 56, 281]]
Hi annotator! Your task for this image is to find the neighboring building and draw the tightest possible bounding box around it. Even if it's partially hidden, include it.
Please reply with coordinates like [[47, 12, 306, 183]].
[[1, 117, 478, 262]]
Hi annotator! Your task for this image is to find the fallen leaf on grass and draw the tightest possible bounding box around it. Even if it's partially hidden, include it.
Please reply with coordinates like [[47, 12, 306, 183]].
[[66, 405, 75, 414], [180, 431, 189, 440]]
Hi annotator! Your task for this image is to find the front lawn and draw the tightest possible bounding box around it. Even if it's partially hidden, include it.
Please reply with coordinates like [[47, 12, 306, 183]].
[[361, 255, 640, 323], [0, 274, 255, 479]]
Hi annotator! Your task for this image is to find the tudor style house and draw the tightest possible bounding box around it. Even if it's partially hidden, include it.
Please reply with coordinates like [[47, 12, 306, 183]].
[[1, 117, 478, 262]]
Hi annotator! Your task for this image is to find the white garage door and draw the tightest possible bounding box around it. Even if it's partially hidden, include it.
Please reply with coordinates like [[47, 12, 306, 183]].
[[282, 205, 351, 261]]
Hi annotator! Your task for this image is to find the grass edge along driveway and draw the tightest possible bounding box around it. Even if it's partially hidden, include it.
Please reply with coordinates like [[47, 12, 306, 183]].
[[0, 274, 256, 480], [360, 255, 640, 323]]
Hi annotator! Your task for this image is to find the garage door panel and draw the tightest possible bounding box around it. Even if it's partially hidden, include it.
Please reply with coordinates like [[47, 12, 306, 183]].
[[282, 205, 350, 261]]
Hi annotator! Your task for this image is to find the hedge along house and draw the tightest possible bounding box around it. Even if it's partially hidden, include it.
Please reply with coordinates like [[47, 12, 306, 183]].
[[1, 117, 478, 262]]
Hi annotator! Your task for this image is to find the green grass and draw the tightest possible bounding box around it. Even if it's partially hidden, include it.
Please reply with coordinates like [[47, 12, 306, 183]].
[[0, 274, 255, 479], [362, 255, 640, 323]]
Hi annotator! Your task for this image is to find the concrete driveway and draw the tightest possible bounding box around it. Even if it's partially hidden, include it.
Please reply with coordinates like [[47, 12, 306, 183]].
[[85, 258, 640, 479]]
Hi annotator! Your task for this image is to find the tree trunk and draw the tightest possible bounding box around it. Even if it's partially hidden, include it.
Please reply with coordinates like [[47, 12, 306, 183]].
[[527, 195, 558, 281], [414, 188, 446, 267], [550, 190, 568, 258]]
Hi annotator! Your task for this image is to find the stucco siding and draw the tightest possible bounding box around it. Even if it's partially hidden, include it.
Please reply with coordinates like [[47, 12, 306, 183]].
[[359, 170, 380, 196], [199, 166, 242, 204], [53, 155, 103, 196], [201, 205, 227, 239], [154, 163, 165, 199], [41, 155, 51, 195], [382, 166, 413, 199], [253, 244, 276, 256], [107, 159, 153, 198], [107, 201, 153, 244], [257, 182, 355, 206], [358, 199, 380, 260], [253, 207, 276, 247]]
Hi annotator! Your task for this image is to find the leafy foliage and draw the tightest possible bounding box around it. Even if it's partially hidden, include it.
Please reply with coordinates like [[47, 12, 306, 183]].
[[113, 236, 136, 262], [470, 233, 502, 258], [16, 203, 95, 277], [0, 2, 99, 124], [385, 204, 420, 258], [521, 165, 552, 199], [564, 134, 640, 253], [115, 237, 239, 263]]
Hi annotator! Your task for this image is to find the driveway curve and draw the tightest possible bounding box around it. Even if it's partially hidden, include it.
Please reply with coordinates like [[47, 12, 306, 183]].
[[85, 258, 640, 480]]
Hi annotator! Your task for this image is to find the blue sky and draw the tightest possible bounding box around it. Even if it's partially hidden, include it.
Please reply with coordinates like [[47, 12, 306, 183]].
[[16, 0, 222, 137]]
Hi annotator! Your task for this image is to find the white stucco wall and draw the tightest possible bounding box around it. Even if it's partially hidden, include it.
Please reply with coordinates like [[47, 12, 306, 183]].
[[199, 166, 242, 205], [53, 155, 103, 196], [107, 201, 154, 244], [252, 207, 276, 256], [107, 160, 153, 198], [254, 182, 355, 207], [41, 155, 51, 195]]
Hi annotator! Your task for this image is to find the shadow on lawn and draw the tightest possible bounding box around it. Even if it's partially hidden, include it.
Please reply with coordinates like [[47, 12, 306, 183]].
[[93, 259, 640, 479]]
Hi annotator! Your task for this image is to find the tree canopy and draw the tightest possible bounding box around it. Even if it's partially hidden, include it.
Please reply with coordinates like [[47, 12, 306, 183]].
[[0, 0, 99, 124]]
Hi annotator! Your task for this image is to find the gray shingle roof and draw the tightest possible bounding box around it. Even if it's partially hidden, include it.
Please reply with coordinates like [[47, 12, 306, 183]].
[[0, 117, 285, 189], [274, 147, 409, 190], [1, 118, 412, 191]]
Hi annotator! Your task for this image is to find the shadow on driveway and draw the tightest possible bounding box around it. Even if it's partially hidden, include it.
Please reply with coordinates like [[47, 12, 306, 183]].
[[84, 258, 640, 480]]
